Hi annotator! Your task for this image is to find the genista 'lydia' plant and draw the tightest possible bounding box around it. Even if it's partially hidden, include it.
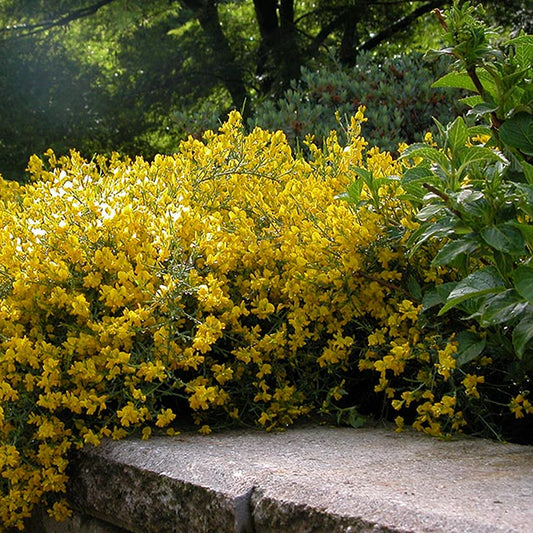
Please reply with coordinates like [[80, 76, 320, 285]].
[[0, 111, 420, 529]]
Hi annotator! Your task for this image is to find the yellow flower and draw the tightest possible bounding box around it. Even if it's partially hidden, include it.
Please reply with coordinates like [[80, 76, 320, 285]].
[[435, 342, 457, 380], [137, 360, 166, 382], [49, 500, 73, 522], [509, 393, 532, 419], [211, 363, 234, 385], [71, 294, 91, 319], [117, 402, 143, 427], [394, 416, 405, 432], [398, 299, 421, 322], [156, 408, 176, 428], [462, 374, 485, 398], [251, 297, 275, 319], [188, 385, 217, 411], [81, 428, 101, 447], [391, 399, 404, 410], [258, 412, 272, 426], [192, 316, 225, 354], [112, 427, 128, 440]]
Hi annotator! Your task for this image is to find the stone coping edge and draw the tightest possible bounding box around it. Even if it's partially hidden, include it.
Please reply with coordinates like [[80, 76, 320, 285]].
[[25, 425, 533, 533]]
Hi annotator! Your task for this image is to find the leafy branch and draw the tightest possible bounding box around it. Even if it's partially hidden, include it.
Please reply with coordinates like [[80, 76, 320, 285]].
[[0, 0, 118, 38]]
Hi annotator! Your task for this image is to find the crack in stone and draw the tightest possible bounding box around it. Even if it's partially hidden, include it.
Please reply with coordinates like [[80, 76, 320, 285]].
[[234, 486, 255, 533]]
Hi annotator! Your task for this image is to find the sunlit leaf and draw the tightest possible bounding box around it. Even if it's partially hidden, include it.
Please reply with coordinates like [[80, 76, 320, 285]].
[[438, 267, 506, 315]]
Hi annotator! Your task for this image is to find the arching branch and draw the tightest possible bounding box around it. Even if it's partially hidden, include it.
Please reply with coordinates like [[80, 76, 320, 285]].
[[307, 0, 449, 62], [357, 0, 449, 54], [0, 0, 118, 37]]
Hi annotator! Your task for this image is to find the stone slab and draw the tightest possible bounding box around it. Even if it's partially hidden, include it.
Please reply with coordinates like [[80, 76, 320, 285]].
[[53, 425, 533, 532]]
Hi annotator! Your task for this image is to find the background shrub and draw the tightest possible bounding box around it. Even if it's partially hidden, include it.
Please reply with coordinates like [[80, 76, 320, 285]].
[[249, 52, 463, 153]]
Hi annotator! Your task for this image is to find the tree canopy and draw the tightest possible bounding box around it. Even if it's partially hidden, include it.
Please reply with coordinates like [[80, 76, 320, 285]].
[[1, 0, 531, 179]]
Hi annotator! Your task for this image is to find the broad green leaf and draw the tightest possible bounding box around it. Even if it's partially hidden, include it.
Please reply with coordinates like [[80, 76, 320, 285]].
[[438, 267, 506, 315], [407, 276, 423, 301], [512, 314, 533, 359], [402, 166, 435, 183], [480, 290, 529, 326], [521, 160, 533, 185], [399, 189, 428, 205], [416, 203, 447, 222], [466, 102, 498, 117], [454, 224, 475, 235], [409, 217, 456, 247], [432, 69, 495, 94], [408, 221, 452, 258], [343, 179, 365, 204], [507, 35, 533, 70], [512, 222, 533, 247], [499, 112, 533, 156], [500, 67, 531, 91], [451, 189, 490, 219], [422, 282, 456, 310], [455, 330, 486, 367], [446, 117, 468, 153], [353, 166, 372, 182], [400, 171, 442, 203], [400, 145, 450, 169], [458, 146, 507, 172], [460, 95, 484, 108], [432, 72, 477, 91], [432, 238, 478, 267], [467, 125, 492, 137], [512, 265, 533, 305], [480, 223, 526, 254]]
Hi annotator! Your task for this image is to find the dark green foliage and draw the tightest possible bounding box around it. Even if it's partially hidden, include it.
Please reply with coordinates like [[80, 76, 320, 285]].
[[397, 0, 533, 437], [0, 0, 530, 180], [250, 52, 463, 152], [0, 36, 110, 180]]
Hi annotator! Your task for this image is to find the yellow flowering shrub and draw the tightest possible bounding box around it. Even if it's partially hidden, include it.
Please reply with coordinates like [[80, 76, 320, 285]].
[[0, 110, 530, 530], [0, 111, 376, 528]]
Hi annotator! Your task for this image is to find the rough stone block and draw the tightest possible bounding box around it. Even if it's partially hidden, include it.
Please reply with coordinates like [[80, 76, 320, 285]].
[[28, 426, 533, 533]]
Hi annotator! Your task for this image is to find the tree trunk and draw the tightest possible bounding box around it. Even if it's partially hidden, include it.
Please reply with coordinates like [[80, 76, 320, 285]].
[[338, 7, 360, 66], [182, 0, 249, 111], [253, 0, 279, 93], [253, 0, 301, 96], [278, 0, 301, 86]]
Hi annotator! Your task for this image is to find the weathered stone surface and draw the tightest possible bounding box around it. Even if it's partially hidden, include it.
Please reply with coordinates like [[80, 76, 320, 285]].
[[34, 426, 533, 532], [66, 443, 253, 533]]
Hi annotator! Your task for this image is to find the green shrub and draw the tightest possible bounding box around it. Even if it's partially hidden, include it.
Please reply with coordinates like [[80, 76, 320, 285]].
[[405, 0, 533, 385], [250, 52, 463, 152], [348, 0, 533, 442]]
